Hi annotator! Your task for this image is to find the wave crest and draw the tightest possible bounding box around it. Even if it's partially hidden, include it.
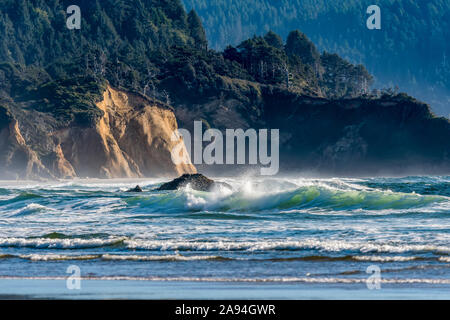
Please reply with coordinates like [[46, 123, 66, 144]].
[[142, 182, 449, 213]]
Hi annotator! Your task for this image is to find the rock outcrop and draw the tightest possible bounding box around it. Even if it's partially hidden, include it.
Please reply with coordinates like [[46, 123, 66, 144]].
[[0, 119, 52, 180], [0, 86, 197, 180], [126, 185, 143, 192], [53, 85, 196, 179], [260, 89, 450, 175], [157, 174, 232, 192], [173, 84, 450, 176]]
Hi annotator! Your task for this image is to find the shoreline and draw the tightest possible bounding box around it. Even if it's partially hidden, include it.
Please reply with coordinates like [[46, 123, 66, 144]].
[[0, 279, 449, 300]]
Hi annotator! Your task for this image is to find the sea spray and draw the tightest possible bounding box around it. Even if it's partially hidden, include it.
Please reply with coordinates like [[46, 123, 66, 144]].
[[0, 176, 448, 287]]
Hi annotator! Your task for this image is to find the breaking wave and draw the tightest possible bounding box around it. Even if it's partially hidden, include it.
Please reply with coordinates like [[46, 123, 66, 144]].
[[125, 182, 449, 214], [0, 176, 449, 288], [0, 276, 449, 284], [0, 237, 448, 255]]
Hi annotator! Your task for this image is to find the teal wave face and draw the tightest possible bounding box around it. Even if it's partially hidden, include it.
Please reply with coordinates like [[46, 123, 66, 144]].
[[0, 192, 42, 205], [122, 184, 448, 214], [1, 177, 449, 215], [363, 176, 450, 197]]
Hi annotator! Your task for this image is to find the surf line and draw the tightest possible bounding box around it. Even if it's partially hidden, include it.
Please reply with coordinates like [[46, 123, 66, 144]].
[[171, 121, 279, 175]]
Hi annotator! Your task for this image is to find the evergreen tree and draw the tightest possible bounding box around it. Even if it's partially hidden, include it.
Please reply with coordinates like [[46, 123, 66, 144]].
[[187, 9, 207, 50], [264, 31, 283, 49], [285, 30, 320, 67]]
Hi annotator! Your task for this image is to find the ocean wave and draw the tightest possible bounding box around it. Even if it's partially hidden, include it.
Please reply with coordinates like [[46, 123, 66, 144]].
[[122, 239, 450, 254], [1, 253, 445, 263], [11, 203, 51, 216], [0, 276, 449, 284], [0, 253, 229, 262], [30, 232, 112, 240], [255, 255, 432, 263], [0, 254, 16, 259], [0, 237, 127, 249], [1, 237, 447, 255], [100, 254, 232, 261], [123, 183, 448, 214], [9, 192, 42, 201], [363, 176, 450, 197], [0, 192, 43, 207], [18, 254, 100, 261], [352, 256, 418, 262], [1, 177, 448, 215]]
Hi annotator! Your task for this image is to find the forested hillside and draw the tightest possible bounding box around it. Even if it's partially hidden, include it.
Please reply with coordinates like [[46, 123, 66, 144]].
[[0, 0, 449, 178], [183, 0, 450, 116], [0, 0, 372, 127]]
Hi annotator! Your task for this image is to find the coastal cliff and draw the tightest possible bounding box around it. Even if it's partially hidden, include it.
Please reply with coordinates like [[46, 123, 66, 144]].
[[0, 0, 449, 179], [172, 81, 450, 176], [0, 86, 196, 180], [0, 116, 52, 180]]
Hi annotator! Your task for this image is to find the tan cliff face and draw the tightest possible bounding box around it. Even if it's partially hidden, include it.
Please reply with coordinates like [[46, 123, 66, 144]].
[[0, 120, 52, 180], [0, 86, 196, 180]]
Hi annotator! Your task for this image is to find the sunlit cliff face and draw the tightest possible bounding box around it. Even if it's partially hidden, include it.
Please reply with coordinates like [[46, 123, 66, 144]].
[[0, 86, 196, 180]]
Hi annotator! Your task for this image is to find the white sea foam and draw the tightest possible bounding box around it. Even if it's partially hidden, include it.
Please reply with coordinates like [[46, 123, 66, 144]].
[[353, 256, 417, 262], [0, 237, 448, 254], [0, 253, 227, 262], [12, 203, 51, 215], [123, 239, 450, 254], [101, 254, 228, 261], [0, 176, 448, 285], [18, 254, 100, 261], [0, 276, 449, 284], [0, 237, 126, 249], [4, 252, 444, 263]]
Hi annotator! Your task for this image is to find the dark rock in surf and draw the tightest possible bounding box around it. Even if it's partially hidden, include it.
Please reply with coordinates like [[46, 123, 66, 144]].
[[157, 174, 231, 192], [126, 185, 143, 192]]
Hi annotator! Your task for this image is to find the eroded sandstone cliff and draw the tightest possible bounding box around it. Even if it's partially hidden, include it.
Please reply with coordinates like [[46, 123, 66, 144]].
[[0, 119, 52, 180], [0, 86, 196, 180]]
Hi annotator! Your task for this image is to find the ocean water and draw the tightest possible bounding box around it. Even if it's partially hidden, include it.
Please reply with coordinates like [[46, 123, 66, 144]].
[[0, 176, 449, 299]]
